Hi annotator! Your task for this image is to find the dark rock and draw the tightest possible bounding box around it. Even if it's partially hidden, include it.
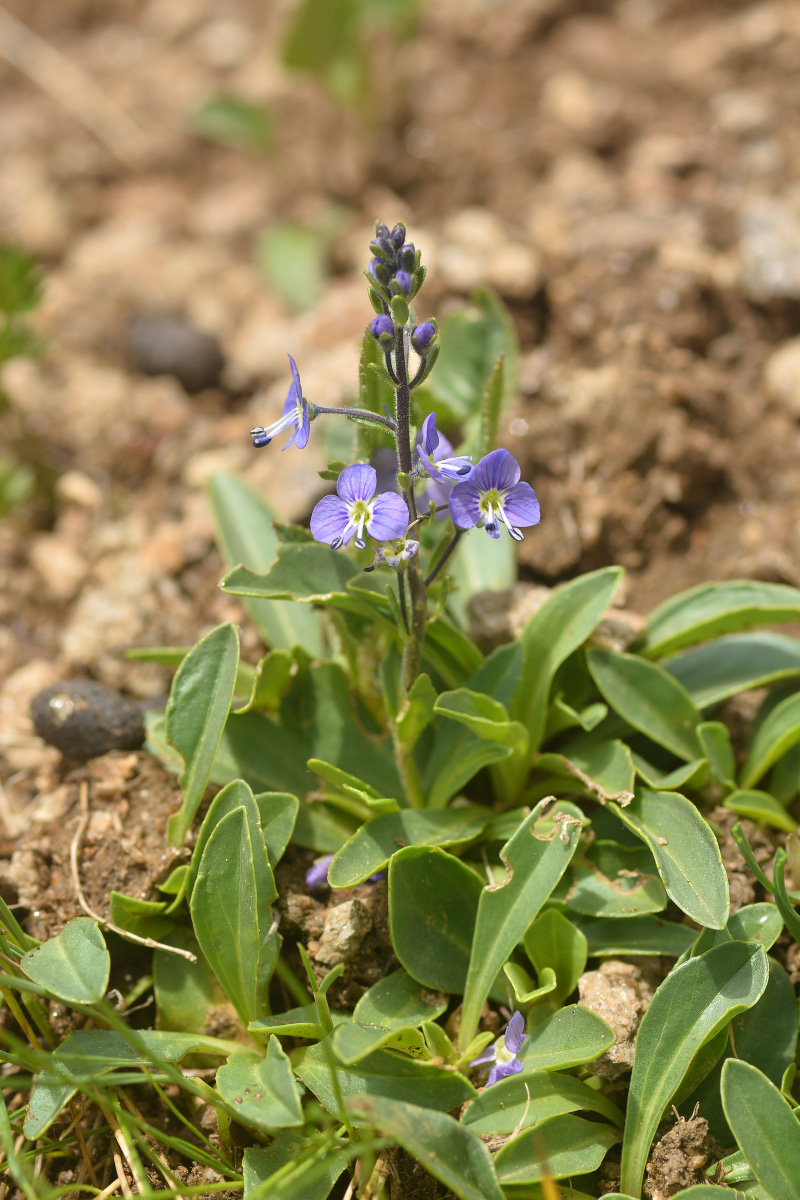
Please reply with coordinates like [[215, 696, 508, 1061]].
[[128, 315, 224, 393], [31, 680, 145, 760]]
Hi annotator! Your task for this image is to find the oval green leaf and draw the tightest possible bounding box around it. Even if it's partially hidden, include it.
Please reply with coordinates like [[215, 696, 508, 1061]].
[[329, 807, 489, 887], [518, 1005, 615, 1073], [353, 968, 447, 1030], [721, 1058, 800, 1200], [462, 1069, 624, 1134], [495, 1113, 621, 1183], [216, 1042, 303, 1130], [609, 789, 729, 929], [740, 690, 800, 788], [643, 580, 800, 659], [21, 918, 109, 1005], [665, 631, 800, 708], [725, 788, 797, 832], [587, 648, 702, 762], [388, 846, 483, 992], [619, 940, 769, 1197]]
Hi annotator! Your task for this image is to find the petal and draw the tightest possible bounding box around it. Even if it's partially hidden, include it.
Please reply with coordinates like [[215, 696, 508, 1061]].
[[418, 444, 444, 482], [293, 401, 311, 450], [287, 353, 303, 399], [471, 448, 521, 493], [470, 1048, 497, 1068], [305, 855, 333, 891], [281, 380, 298, 419], [367, 492, 409, 541], [504, 1011, 526, 1055], [338, 464, 377, 504], [310, 495, 349, 544], [448, 482, 482, 529], [502, 482, 540, 528], [488, 1058, 523, 1086], [420, 413, 440, 457]]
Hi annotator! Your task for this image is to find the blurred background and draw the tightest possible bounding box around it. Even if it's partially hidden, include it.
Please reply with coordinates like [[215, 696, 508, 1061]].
[[2, 0, 800, 748]]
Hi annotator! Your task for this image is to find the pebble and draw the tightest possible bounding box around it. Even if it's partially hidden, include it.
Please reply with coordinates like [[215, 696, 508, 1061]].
[[30, 680, 145, 760], [578, 960, 654, 1078], [764, 337, 800, 417], [129, 314, 225, 393], [312, 898, 372, 966], [739, 199, 800, 302]]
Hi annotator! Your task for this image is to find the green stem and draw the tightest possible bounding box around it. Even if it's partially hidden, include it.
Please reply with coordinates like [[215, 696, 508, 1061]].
[[392, 729, 426, 809], [392, 326, 427, 691]]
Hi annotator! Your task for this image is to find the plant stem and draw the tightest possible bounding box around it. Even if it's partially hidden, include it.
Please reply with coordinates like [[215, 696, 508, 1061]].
[[392, 730, 426, 808], [313, 405, 396, 432], [425, 528, 463, 586], [393, 325, 427, 692]]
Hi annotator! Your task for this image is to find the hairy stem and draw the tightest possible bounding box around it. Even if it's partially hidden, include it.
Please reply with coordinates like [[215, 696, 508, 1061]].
[[393, 324, 427, 691], [425, 528, 464, 586], [313, 405, 396, 432]]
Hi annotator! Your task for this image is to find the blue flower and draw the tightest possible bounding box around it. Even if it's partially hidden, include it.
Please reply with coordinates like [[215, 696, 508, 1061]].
[[250, 354, 310, 450], [449, 448, 540, 541], [411, 321, 436, 352], [470, 1010, 525, 1086], [310, 464, 408, 551], [416, 414, 472, 484]]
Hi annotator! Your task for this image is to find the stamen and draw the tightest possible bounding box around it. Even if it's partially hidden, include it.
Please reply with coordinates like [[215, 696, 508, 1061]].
[[355, 537, 366, 550], [331, 536, 344, 550], [457, 464, 471, 475], [252, 432, 271, 448], [364, 564, 376, 572], [509, 526, 524, 541]]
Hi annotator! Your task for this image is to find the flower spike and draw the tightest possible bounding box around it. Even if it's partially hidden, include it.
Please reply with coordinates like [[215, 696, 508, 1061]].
[[449, 448, 539, 540], [250, 354, 311, 451]]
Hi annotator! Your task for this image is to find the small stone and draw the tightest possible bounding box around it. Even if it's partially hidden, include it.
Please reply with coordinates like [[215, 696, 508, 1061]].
[[31, 680, 145, 761], [313, 899, 372, 966], [645, 1113, 714, 1200], [578, 960, 654, 1078], [739, 200, 800, 302], [129, 315, 225, 393], [764, 337, 800, 417]]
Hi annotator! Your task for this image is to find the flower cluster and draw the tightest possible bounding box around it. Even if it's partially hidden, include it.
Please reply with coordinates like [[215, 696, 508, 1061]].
[[247, 221, 540, 574]]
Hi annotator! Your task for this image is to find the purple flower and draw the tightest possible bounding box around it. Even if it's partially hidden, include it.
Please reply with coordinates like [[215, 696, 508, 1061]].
[[449, 449, 540, 542], [250, 355, 310, 451], [394, 271, 412, 294], [364, 539, 419, 572], [306, 855, 333, 892], [416, 414, 472, 484], [471, 1011, 525, 1086], [310, 464, 408, 551]]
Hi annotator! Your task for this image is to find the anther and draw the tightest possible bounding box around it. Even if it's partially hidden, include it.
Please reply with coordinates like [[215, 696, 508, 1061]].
[[331, 536, 344, 550]]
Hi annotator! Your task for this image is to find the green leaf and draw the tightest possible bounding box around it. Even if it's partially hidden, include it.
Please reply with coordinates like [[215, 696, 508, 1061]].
[[234, 650, 295, 715], [395, 673, 437, 751], [741, 690, 800, 788], [257, 222, 328, 312], [725, 788, 797, 832], [558, 840, 667, 918], [534, 739, 635, 804], [459, 799, 584, 1050], [208, 474, 324, 654], [248, 1005, 347, 1040], [462, 1069, 623, 1134], [690, 902, 784, 959], [389, 846, 483, 992], [153, 932, 222, 1033], [518, 1005, 615, 1072], [353, 968, 447, 1029], [189, 94, 273, 152], [24, 1028, 240, 1138], [523, 909, 587, 1007], [609, 789, 729, 928], [294, 1033, 475, 1120], [495, 1114, 621, 1183], [448, 515, 516, 627], [331, 1021, 428, 1064], [664, 631, 800, 707], [481, 353, 505, 456], [722, 1059, 800, 1200], [190, 806, 278, 1025], [20, 918, 109, 1004], [512, 567, 624, 768], [681, 955, 797, 1140], [699, 721, 736, 787], [221, 544, 367, 615], [348, 1094, 505, 1200], [434, 687, 528, 752], [643, 580, 800, 658], [619, 940, 769, 1197], [243, 1136, 348, 1200], [216, 1043, 303, 1130], [329, 807, 489, 887], [108, 891, 172, 939], [255, 791, 299, 866], [165, 622, 240, 845], [587, 648, 702, 762], [503, 963, 556, 1004], [571, 914, 695, 958], [632, 755, 708, 792]]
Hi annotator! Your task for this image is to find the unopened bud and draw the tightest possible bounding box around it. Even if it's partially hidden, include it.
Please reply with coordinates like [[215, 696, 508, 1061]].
[[369, 257, 391, 284], [411, 321, 436, 351], [393, 270, 412, 294], [370, 314, 394, 343], [399, 244, 416, 271], [390, 222, 406, 248]]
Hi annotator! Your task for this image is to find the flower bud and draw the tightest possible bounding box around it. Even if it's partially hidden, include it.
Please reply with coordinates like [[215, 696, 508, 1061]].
[[375, 222, 391, 242], [390, 222, 406, 248], [411, 321, 437, 353], [369, 314, 394, 344], [399, 244, 416, 271], [393, 271, 412, 294], [369, 257, 391, 285]]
